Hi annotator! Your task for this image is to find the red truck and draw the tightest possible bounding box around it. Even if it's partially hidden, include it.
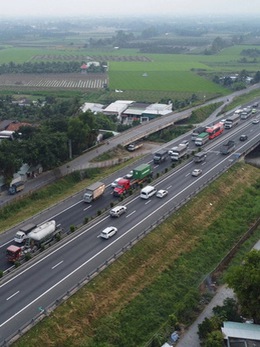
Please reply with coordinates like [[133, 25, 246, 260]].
[[113, 163, 152, 197], [113, 178, 131, 196], [6, 245, 24, 262]]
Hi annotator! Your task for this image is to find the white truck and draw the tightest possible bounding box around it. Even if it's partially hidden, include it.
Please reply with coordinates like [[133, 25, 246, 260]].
[[240, 107, 252, 120], [24, 220, 60, 249], [224, 113, 240, 129], [127, 143, 143, 152], [169, 144, 187, 161], [83, 182, 106, 203], [14, 223, 37, 244], [195, 132, 209, 146]]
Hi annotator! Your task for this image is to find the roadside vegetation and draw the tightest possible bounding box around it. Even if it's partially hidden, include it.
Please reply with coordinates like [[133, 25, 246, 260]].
[[11, 162, 260, 347]]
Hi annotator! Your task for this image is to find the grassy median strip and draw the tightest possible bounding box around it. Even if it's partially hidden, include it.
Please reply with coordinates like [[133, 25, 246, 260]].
[[11, 162, 260, 347]]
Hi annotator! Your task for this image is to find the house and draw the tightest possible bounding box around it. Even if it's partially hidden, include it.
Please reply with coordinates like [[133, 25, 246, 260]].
[[80, 102, 104, 114], [121, 102, 150, 124], [122, 102, 173, 124], [103, 100, 135, 121], [221, 321, 260, 347]]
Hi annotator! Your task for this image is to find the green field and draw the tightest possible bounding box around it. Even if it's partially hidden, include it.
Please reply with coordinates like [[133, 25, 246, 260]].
[[0, 45, 258, 95]]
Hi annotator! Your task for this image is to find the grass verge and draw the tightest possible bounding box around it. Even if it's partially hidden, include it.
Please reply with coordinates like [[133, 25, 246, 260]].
[[12, 162, 260, 347]]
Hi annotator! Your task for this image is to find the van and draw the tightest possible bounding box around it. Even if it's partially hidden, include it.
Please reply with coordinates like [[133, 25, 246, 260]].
[[110, 205, 127, 217], [140, 185, 157, 199]]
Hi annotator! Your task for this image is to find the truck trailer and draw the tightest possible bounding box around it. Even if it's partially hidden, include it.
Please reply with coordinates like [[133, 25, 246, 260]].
[[169, 144, 187, 161], [220, 140, 235, 155], [14, 222, 37, 244], [195, 132, 209, 146], [113, 164, 152, 196], [83, 181, 106, 203]]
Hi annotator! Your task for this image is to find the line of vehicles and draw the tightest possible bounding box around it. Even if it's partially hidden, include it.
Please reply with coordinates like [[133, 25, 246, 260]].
[[6, 101, 259, 260]]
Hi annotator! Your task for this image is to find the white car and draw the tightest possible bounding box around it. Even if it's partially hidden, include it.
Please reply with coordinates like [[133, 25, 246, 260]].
[[156, 189, 168, 198], [110, 205, 127, 218], [111, 177, 123, 188], [192, 169, 202, 177], [100, 226, 118, 239], [252, 119, 259, 124], [124, 170, 133, 179]]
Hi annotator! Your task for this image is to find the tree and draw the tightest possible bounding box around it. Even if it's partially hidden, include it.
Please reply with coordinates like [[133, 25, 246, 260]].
[[0, 140, 22, 181], [204, 331, 223, 347], [225, 250, 260, 323]]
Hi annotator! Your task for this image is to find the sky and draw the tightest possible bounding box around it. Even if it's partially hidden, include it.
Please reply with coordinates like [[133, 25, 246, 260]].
[[0, 0, 260, 18]]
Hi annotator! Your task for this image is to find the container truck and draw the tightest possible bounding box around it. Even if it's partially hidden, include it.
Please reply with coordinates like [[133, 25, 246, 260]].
[[83, 182, 106, 203], [220, 140, 235, 154], [195, 132, 209, 146], [153, 149, 168, 164], [113, 164, 152, 196], [191, 126, 206, 141], [224, 114, 240, 129], [14, 223, 37, 244], [169, 144, 187, 161]]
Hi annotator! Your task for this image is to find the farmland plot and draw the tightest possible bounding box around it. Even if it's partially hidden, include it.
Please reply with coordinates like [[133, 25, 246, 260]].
[[0, 73, 108, 90]]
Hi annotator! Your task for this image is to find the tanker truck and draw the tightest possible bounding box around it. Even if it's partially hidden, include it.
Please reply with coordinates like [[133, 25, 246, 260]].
[[7, 220, 61, 262], [24, 220, 60, 249]]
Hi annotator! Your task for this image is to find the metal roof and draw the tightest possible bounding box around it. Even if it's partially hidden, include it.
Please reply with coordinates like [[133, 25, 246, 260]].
[[222, 322, 260, 341]]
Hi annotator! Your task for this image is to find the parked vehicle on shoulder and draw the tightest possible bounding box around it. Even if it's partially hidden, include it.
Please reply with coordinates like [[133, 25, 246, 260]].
[[156, 189, 168, 198], [110, 205, 127, 218], [192, 169, 202, 177], [252, 119, 259, 124], [100, 226, 118, 239], [240, 135, 248, 141]]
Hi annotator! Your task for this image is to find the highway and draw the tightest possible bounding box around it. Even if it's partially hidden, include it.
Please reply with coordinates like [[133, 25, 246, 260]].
[[0, 111, 259, 271], [0, 112, 259, 344]]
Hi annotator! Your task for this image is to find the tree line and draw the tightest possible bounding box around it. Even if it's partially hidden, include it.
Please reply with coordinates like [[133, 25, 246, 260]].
[[0, 96, 116, 182], [0, 61, 107, 74]]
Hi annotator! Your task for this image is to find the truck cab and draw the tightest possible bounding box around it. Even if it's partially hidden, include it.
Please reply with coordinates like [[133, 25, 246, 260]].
[[113, 178, 131, 196], [6, 245, 23, 262]]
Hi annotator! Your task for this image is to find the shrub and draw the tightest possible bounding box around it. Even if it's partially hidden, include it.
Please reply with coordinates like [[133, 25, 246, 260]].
[[70, 225, 76, 233]]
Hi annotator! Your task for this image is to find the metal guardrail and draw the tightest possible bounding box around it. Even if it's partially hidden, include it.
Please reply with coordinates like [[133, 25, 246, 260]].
[[2, 157, 236, 346], [2, 143, 260, 346]]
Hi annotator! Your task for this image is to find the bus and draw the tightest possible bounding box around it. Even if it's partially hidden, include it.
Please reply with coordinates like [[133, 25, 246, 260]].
[[205, 122, 224, 140]]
